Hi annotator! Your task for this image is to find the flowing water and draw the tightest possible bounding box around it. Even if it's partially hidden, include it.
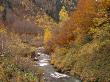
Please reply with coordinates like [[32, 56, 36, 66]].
[[35, 47, 81, 82]]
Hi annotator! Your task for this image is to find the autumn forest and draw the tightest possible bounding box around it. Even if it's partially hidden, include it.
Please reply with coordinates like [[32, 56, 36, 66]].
[[0, 0, 110, 82]]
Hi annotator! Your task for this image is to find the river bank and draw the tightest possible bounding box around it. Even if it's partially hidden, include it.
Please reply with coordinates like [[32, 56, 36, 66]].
[[34, 47, 81, 82]]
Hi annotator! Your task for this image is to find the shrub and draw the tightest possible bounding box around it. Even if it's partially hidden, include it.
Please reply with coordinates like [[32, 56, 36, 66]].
[[0, 24, 42, 82]]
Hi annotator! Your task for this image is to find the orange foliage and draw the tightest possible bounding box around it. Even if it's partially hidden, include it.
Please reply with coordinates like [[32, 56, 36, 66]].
[[97, 0, 110, 9], [53, 27, 75, 46], [53, 0, 97, 46], [68, 0, 97, 29]]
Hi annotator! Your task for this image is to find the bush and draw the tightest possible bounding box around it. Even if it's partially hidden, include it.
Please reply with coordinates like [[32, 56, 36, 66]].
[[49, 0, 110, 81], [0, 24, 42, 82], [0, 59, 38, 82]]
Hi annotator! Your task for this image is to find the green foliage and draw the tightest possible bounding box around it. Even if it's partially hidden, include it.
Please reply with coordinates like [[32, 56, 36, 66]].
[[0, 58, 38, 82], [51, 47, 68, 69], [49, 0, 110, 82], [93, 17, 108, 27], [0, 24, 42, 82]]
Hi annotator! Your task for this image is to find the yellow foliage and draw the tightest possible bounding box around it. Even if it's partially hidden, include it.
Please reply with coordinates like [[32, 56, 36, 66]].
[[0, 28, 6, 33], [35, 14, 57, 28], [44, 28, 52, 43], [0, 5, 4, 12], [59, 6, 69, 22], [98, 0, 110, 9], [0, 25, 6, 33]]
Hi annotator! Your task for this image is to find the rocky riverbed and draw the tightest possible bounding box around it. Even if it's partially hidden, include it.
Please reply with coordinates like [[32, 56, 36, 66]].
[[34, 47, 81, 82]]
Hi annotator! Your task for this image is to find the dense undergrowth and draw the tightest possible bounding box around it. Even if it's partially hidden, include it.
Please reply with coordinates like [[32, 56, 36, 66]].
[[44, 0, 110, 82], [0, 24, 43, 82], [0, 0, 110, 82]]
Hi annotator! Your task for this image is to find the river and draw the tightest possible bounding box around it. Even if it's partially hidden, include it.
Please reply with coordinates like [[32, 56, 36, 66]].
[[34, 47, 81, 82]]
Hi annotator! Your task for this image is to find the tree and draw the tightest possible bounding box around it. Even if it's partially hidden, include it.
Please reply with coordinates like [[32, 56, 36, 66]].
[[44, 28, 52, 44], [58, 0, 97, 45], [97, 0, 110, 9], [59, 6, 69, 22], [70, 0, 96, 29]]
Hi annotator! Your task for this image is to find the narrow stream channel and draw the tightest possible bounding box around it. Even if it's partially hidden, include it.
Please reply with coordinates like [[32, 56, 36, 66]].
[[35, 47, 81, 82]]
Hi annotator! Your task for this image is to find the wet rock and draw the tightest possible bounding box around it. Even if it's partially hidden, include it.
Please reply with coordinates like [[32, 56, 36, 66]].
[[31, 51, 36, 58], [33, 57, 38, 61]]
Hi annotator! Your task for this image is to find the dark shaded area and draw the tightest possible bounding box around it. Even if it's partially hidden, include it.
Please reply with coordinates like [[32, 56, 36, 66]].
[[0, 0, 44, 35], [33, 0, 76, 21], [0, 0, 76, 22]]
